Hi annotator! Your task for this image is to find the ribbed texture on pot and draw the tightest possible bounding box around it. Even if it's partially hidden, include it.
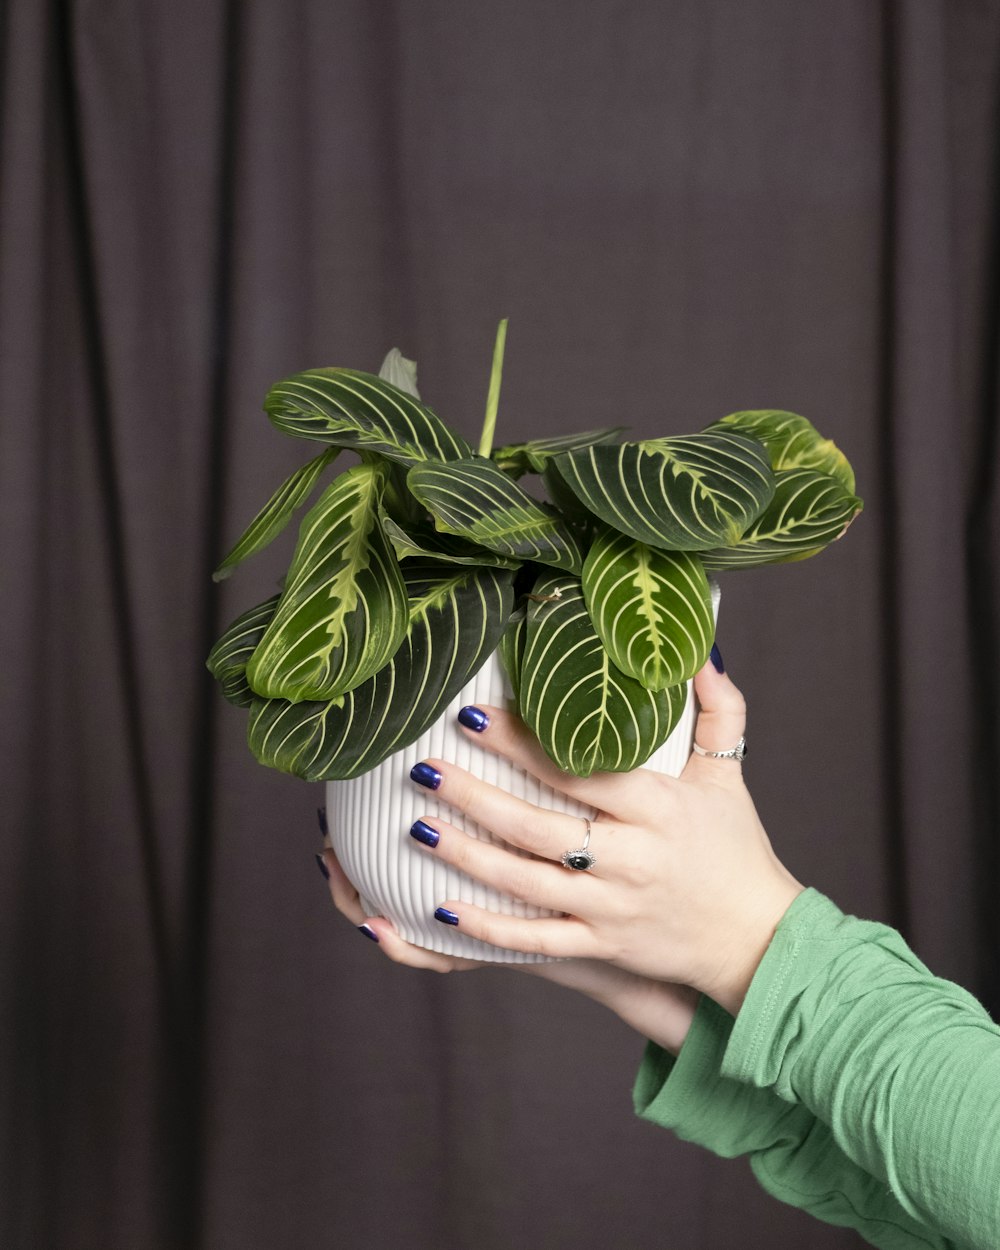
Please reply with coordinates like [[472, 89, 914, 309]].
[[327, 582, 719, 962]]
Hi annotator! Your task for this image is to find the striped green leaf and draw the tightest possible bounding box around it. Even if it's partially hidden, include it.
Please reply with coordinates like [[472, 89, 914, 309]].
[[700, 469, 864, 570], [493, 427, 625, 477], [206, 595, 280, 707], [381, 514, 519, 569], [407, 457, 583, 572], [498, 608, 528, 705], [582, 530, 713, 690], [246, 463, 408, 702], [212, 449, 339, 582], [519, 573, 688, 776], [554, 433, 775, 551], [247, 560, 515, 780], [708, 410, 856, 494], [264, 368, 473, 465]]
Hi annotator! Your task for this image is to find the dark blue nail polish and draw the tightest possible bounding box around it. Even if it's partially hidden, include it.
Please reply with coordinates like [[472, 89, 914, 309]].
[[317, 807, 328, 837], [358, 924, 379, 943], [710, 643, 725, 673], [315, 852, 330, 881], [458, 705, 490, 732], [410, 762, 442, 790], [434, 907, 459, 926], [410, 820, 440, 848]]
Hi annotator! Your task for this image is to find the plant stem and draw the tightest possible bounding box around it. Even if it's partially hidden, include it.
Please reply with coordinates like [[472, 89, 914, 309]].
[[478, 318, 508, 458]]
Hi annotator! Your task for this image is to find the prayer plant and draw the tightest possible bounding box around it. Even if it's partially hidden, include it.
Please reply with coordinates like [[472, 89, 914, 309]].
[[207, 322, 862, 779]]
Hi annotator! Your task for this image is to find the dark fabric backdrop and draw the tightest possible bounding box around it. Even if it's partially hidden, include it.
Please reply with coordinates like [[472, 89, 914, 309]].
[[3, 2, 999, 1247]]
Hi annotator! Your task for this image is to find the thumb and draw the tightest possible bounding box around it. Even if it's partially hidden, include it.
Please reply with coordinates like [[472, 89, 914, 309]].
[[684, 644, 747, 775]]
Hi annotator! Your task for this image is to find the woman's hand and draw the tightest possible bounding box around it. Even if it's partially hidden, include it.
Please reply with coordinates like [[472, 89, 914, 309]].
[[319, 842, 699, 1054], [398, 657, 803, 1016]]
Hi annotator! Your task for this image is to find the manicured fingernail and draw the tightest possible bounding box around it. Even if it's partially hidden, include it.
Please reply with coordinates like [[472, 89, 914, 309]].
[[434, 907, 459, 926], [317, 807, 328, 837], [410, 819, 440, 848], [314, 852, 330, 881], [410, 762, 442, 790], [358, 924, 379, 943], [710, 643, 725, 673], [458, 705, 490, 732]]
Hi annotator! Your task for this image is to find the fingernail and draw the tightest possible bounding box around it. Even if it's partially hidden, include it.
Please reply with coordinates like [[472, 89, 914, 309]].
[[434, 907, 459, 926], [358, 924, 379, 943], [317, 807, 328, 837], [410, 762, 442, 790], [710, 643, 725, 673], [314, 852, 330, 881], [410, 819, 440, 848], [458, 705, 490, 732]]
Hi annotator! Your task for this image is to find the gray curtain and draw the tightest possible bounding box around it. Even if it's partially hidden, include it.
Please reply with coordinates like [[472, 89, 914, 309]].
[[3, 2, 998, 1247]]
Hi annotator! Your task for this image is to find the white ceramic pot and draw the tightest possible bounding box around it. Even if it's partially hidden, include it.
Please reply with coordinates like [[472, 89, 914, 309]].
[[326, 582, 720, 962]]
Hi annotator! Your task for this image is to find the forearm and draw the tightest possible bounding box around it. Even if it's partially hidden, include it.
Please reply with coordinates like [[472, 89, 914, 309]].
[[722, 890, 1000, 1249], [636, 994, 964, 1250], [521, 960, 698, 1055]]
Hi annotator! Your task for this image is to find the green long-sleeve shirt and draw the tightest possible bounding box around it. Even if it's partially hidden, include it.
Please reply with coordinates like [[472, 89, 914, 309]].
[[632, 889, 1000, 1250]]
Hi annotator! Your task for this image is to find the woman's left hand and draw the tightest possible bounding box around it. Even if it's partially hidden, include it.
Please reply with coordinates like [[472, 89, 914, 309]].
[[407, 658, 804, 1015]]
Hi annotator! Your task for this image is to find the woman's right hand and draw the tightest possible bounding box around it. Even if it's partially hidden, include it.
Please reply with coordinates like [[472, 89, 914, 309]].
[[318, 842, 700, 1056]]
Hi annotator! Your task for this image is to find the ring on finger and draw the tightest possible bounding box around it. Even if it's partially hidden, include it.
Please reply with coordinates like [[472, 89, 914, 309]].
[[561, 817, 597, 872]]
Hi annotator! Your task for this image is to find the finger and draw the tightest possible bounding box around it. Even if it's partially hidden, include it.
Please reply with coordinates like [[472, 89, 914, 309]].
[[319, 848, 483, 971], [408, 815, 594, 911], [360, 915, 483, 972], [410, 757, 598, 864], [432, 901, 602, 960], [685, 648, 747, 776], [453, 703, 663, 822]]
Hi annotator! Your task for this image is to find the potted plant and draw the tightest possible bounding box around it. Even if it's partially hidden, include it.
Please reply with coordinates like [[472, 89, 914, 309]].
[[208, 322, 861, 960]]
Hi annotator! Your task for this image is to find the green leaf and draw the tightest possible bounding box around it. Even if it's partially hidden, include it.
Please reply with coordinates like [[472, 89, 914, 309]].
[[245, 463, 408, 702], [498, 608, 527, 705], [582, 530, 713, 690], [212, 449, 339, 582], [518, 572, 688, 776], [407, 457, 583, 572], [206, 595, 280, 707], [264, 368, 473, 465], [381, 514, 519, 569], [700, 468, 863, 570], [554, 433, 775, 551], [708, 410, 856, 494], [493, 427, 626, 477], [246, 560, 515, 780]]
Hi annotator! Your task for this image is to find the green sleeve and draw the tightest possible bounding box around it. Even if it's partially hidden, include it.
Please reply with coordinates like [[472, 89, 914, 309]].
[[634, 993, 955, 1249], [722, 888, 1000, 1250]]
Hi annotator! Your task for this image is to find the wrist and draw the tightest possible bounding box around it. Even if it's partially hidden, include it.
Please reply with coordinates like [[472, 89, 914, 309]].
[[702, 877, 804, 1017]]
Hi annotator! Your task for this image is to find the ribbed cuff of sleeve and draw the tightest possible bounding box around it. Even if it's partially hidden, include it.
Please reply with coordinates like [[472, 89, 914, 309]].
[[633, 992, 814, 1158]]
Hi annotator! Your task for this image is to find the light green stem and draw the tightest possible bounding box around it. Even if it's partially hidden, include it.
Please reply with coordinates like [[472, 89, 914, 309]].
[[478, 318, 508, 458]]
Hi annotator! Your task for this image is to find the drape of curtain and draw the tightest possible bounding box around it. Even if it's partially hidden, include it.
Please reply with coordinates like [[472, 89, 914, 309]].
[[2, 2, 998, 1247]]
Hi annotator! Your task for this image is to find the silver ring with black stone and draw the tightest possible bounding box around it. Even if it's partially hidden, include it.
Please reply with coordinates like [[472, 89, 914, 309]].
[[561, 818, 596, 871]]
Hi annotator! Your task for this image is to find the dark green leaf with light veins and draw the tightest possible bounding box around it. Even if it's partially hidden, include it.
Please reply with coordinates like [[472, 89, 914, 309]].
[[700, 469, 864, 570], [264, 368, 473, 465], [206, 595, 280, 707], [407, 457, 582, 572], [381, 514, 519, 569], [492, 427, 625, 477], [246, 463, 408, 702], [518, 573, 688, 776], [498, 608, 528, 705], [246, 561, 514, 780], [554, 433, 775, 551], [212, 449, 339, 581], [582, 530, 713, 690], [707, 410, 856, 494]]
